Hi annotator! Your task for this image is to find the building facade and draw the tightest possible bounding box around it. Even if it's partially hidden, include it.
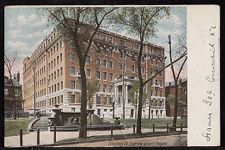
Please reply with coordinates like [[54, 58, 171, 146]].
[[23, 28, 166, 119], [4, 72, 24, 117], [165, 79, 187, 118]]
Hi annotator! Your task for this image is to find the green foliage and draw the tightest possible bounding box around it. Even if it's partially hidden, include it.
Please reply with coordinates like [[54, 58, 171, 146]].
[[87, 80, 99, 109]]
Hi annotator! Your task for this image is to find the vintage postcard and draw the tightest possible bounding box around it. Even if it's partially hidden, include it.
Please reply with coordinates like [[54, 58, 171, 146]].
[[3, 5, 220, 147]]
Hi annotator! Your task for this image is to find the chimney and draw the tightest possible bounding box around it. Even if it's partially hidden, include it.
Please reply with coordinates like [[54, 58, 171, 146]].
[[17, 71, 20, 83]]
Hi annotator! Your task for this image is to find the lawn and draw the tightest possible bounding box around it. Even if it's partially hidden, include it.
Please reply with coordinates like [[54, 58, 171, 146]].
[[4, 118, 33, 137], [120, 118, 187, 128]]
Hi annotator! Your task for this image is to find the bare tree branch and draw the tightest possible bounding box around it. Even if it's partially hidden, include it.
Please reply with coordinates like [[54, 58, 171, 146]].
[[143, 52, 187, 85], [176, 56, 187, 81]]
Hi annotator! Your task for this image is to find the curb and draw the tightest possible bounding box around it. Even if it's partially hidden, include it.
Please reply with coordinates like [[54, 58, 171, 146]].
[[27, 118, 40, 132], [19, 131, 187, 148]]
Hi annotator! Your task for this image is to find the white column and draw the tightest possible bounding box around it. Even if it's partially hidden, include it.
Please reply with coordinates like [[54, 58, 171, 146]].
[[63, 90, 70, 112], [125, 84, 128, 104]]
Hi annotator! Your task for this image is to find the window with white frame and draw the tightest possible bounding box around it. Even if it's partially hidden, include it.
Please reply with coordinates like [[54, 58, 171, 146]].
[[71, 80, 76, 89], [70, 66, 75, 76], [71, 95, 76, 103], [109, 73, 113, 81], [103, 72, 107, 80], [102, 60, 107, 67], [108, 60, 113, 68], [96, 95, 101, 105], [86, 69, 91, 78], [96, 71, 101, 79], [104, 97, 107, 105], [96, 58, 101, 66]]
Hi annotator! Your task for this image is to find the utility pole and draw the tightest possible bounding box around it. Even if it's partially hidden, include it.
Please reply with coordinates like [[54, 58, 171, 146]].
[[33, 64, 36, 119]]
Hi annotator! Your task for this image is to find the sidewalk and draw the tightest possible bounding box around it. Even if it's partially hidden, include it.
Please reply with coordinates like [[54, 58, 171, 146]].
[[4, 128, 187, 147], [55, 134, 187, 147]]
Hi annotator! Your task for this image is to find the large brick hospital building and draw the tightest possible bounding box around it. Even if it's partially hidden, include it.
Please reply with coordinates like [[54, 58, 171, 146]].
[[23, 27, 166, 119]]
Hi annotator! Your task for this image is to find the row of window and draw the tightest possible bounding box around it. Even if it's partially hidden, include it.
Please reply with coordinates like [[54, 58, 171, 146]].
[[35, 53, 62, 80], [47, 40, 63, 59], [35, 88, 46, 98], [70, 80, 113, 93], [150, 100, 164, 107], [35, 67, 63, 89], [98, 84, 114, 93], [49, 95, 63, 106], [130, 65, 145, 74], [151, 110, 164, 116], [69, 51, 92, 64], [48, 67, 63, 82], [33, 38, 63, 72], [95, 33, 164, 56], [96, 71, 113, 81], [48, 53, 62, 71], [96, 95, 113, 105], [36, 77, 46, 88], [150, 89, 163, 97], [36, 100, 46, 108], [48, 81, 63, 94], [36, 66, 46, 79], [96, 58, 113, 68]]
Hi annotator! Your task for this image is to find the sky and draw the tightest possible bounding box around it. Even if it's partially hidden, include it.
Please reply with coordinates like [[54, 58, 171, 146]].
[[4, 6, 187, 83]]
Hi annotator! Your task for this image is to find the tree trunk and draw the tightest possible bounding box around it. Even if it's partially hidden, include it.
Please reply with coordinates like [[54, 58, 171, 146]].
[[136, 82, 143, 134], [172, 80, 178, 130], [79, 64, 88, 138], [135, 97, 137, 119], [148, 100, 151, 119]]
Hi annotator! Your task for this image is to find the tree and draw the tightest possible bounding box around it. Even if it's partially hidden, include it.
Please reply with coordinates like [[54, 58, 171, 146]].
[[40, 7, 116, 138], [4, 54, 17, 120], [128, 81, 147, 119], [113, 7, 170, 134], [168, 35, 187, 131], [87, 80, 98, 109]]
